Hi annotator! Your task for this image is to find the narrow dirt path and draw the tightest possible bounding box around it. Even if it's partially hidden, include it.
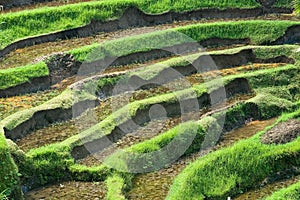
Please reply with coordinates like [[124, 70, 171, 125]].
[[127, 118, 276, 200]]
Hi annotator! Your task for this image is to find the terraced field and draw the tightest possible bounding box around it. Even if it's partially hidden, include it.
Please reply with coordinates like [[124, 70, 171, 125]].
[[0, 0, 300, 199]]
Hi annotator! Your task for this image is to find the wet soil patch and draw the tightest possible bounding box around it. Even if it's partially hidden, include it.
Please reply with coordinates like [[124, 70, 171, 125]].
[[0, 90, 60, 121], [16, 98, 113, 151], [77, 117, 182, 167], [4, 98, 99, 141], [234, 166, 300, 200], [24, 181, 107, 200], [261, 119, 300, 144]]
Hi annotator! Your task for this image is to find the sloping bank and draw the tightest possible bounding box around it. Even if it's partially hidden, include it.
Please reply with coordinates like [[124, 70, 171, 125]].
[[0, 133, 22, 199]]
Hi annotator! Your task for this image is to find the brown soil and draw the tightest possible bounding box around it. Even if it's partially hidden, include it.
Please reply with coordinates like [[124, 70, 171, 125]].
[[261, 119, 300, 145], [24, 181, 107, 200], [16, 98, 113, 152], [0, 90, 60, 121]]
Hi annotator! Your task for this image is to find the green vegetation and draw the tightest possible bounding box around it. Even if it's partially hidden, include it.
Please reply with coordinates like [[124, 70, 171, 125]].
[[295, 0, 300, 12], [167, 106, 300, 200], [0, 133, 21, 199], [104, 117, 221, 172], [265, 180, 300, 200], [5, 44, 297, 91], [1, 0, 299, 198], [70, 21, 300, 62], [1, 43, 295, 93], [0, 62, 48, 90], [0, 190, 8, 200], [0, 0, 262, 49], [9, 64, 295, 187], [0, 89, 96, 131], [107, 91, 297, 165], [106, 174, 127, 200], [274, 0, 293, 8]]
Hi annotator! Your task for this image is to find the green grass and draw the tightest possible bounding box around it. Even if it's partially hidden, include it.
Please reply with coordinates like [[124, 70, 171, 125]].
[[0, 190, 9, 200], [11, 64, 296, 187], [5, 44, 297, 91], [167, 106, 300, 200], [0, 89, 96, 131], [106, 174, 126, 200], [106, 87, 298, 171], [0, 0, 262, 49], [274, 0, 294, 8], [295, 0, 300, 13], [0, 63, 297, 189], [0, 62, 48, 90], [265, 180, 300, 200], [0, 133, 21, 199], [70, 20, 300, 62]]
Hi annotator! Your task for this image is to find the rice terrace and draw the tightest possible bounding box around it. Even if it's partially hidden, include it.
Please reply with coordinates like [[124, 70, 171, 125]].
[[1, 0, 300, 199]]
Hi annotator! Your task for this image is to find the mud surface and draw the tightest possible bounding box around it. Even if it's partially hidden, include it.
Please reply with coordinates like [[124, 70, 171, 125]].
[[0, 90, 60, 120], [24, 181, 107, 200], [16, 98, 113, 151], [261, 119, 300, 144]]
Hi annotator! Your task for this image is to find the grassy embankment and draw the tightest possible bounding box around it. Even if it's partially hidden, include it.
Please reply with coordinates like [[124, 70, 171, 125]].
[[3, 64, 295, 188], [1, 20, 300, 90], [265, 180, 300, 199], [0, 0, 263, 49], [167, 104, 300, 199]]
